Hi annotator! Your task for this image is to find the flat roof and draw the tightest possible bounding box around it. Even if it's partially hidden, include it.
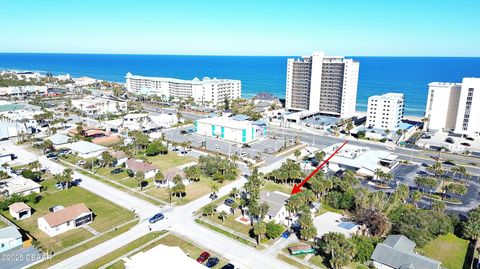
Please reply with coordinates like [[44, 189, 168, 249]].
[[65, 141, 106, 154], [197, 116, 255, 129]]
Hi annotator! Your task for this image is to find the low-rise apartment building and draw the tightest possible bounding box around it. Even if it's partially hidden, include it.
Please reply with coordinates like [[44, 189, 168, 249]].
[[194, 115, 267, 144], [125, 73, 241, 107]]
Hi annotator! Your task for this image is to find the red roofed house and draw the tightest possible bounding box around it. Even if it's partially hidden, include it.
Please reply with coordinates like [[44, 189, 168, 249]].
[[126, 159, 159, 179], [37, 203, 93, 237]]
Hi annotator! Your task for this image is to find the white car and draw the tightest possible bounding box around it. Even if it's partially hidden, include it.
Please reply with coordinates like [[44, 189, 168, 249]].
[[76, 160, 86, 166], [240, 152, 248, 157], [385, 146, 395, 151]]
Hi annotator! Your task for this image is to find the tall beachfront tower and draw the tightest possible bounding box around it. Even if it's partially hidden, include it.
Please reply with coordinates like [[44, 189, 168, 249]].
[[454, 78, 480, 136], [285, 51, 359, 119], [366, 93, 405, 130], [425, 77, 480, 137], [425, 82, 462, 132]]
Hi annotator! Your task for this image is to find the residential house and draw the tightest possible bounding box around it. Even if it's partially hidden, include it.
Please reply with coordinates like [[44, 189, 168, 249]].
[[9, 202, 32, 220], [109, 150, 128, 166], [37, 203, 93, 237], [371, 235, 441, 269], [0, 226, 23, 253], [64, 141, 106, 158], [126, 159, 159, 179], [259, 191, 290, 225], [47, 133, 71, 148], [0, 176, 41, 197]]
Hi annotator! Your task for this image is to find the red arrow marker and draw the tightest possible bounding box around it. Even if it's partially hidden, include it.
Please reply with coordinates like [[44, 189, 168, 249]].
[[291, 140, 349, 195]]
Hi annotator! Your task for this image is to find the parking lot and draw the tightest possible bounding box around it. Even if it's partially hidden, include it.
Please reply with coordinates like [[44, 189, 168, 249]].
[[161, 125, 290, 162], [417, 131, 480, 154]]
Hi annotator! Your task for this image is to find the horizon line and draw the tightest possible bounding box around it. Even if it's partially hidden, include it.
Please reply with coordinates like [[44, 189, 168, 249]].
[[1, 51, 480, 58]]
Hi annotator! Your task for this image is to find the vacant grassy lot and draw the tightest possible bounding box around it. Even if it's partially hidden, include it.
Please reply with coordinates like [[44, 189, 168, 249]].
[[146, 175, 224, 205], [146, 152, 196, 172], [81, 231, 167, 269], [263, 181, 294, 195], [419, 233, 469, 269], [2, 176, 134, 252], [95, 167, 129, 181], [156, 234, 230, 267]]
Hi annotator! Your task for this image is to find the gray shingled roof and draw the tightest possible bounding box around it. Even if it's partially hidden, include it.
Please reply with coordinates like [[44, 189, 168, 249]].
[[383, 235, 416, 252], [260, 191, 289, 217], [371, 235, 441, 269]]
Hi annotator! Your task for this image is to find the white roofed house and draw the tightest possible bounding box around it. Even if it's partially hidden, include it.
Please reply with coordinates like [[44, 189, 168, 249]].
[[47, 133, 71, 148], [122, 113, 176, 131], [0, 176, 41, 197], [37, 203, 93, 237], [64, 141, 106, 159], [259, 191, 290, 225]]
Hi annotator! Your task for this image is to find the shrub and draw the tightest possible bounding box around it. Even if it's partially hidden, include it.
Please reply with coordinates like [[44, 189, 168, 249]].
[[127, 169, 135, 177], [266, 222, 284, 239], [21, 169, 42, 182]]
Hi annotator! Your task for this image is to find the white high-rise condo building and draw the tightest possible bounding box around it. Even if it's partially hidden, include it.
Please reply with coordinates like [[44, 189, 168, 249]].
[[125, 73, 241, 107], [425, 78, 480, 137], [366, 93, 405, 130], [454, 78, 480, 136], [425, 82, 462, 132], [285, 51, 359, 118]]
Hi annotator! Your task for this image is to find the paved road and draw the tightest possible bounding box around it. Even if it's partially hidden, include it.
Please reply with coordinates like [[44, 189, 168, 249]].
[[269, 125, 480, 175], [3, 142, 294, 269]]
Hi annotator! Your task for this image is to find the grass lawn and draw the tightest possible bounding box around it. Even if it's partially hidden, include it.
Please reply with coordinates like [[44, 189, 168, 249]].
[[119, 176, 142, 189], [419, 233, 469, 269], [32, 220, 138, 269], [145, 175, 225, 205], [277, 254, 311, 269], [80, 231, 167, 269], [204, 210, 252, 236], [308, 255, 328, 268], [155, 234, 231, 268], [263, 181, 294, 195], [0, 222, 8, 229], [3, 175, 135, 252], [146, 152, 196, 172], [95, 167, 129, 181], [316, 203, 344, 215]]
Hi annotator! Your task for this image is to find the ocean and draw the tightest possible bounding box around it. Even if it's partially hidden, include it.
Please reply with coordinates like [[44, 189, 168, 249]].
[[1, 53, 480, 117]]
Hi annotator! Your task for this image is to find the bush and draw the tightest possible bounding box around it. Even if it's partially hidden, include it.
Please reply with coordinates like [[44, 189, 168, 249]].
[[0, 193, 41, 211], [266, 222, 285, 239], [357, 130, 366, 139], [21, 169, 42, 182], [127, 169, 135, 177], [145, 141, 167, 156], [379, 138, 387, 143], [351, 235, 380, 262], [325, 190, 355, 210]]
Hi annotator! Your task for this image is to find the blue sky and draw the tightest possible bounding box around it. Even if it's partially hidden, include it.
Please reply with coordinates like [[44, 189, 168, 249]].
[[1, 0, 479, 56]]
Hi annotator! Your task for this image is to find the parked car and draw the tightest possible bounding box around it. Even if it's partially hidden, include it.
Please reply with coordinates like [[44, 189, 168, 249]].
[[76, 160, 86, 166], [46, 152, 57, 159], [196, 251, 210, 263], [180, 130, 188, 135], [466, 136, 475, 141], [221, 263, 235, 269], [281, 230, 291, 239], [209, 193, 218, 200], [205, 257, 219, 268], [148, 213, 164, 223], [224, 198, 235, 207], [241, 144, 251, 148], [445, 137, 455, 143], [215, 146, 221, 151], [443, 160, 455, 166], [461, 142, 471, 147], [240, 152, 247, 157], [111, 168, 123, 174]]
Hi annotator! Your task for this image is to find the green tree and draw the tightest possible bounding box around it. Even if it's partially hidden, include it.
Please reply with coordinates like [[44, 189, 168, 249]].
[[351, 235, 379, 263], [293, 149, 301, 160], [203, 203, 216, 217], [154, 170, 164, 182], [218, 211, 228, 223], [411, 190, 422, 208], [320, 232, 356, 269], [101, 151, 116, 167], [265, 222, 284, 239], [253, 221, 266, 245], [135, 171, 145, 190], [464, 207, 480, 242], [184, 165, 201, 182]]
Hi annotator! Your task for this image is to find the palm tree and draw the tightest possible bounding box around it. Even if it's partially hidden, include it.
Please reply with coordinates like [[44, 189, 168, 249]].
[[411, 190, 422, 208], [253, 221, 266, 246], [210, 183, 219, 194], [218, 211, 228, 223]]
